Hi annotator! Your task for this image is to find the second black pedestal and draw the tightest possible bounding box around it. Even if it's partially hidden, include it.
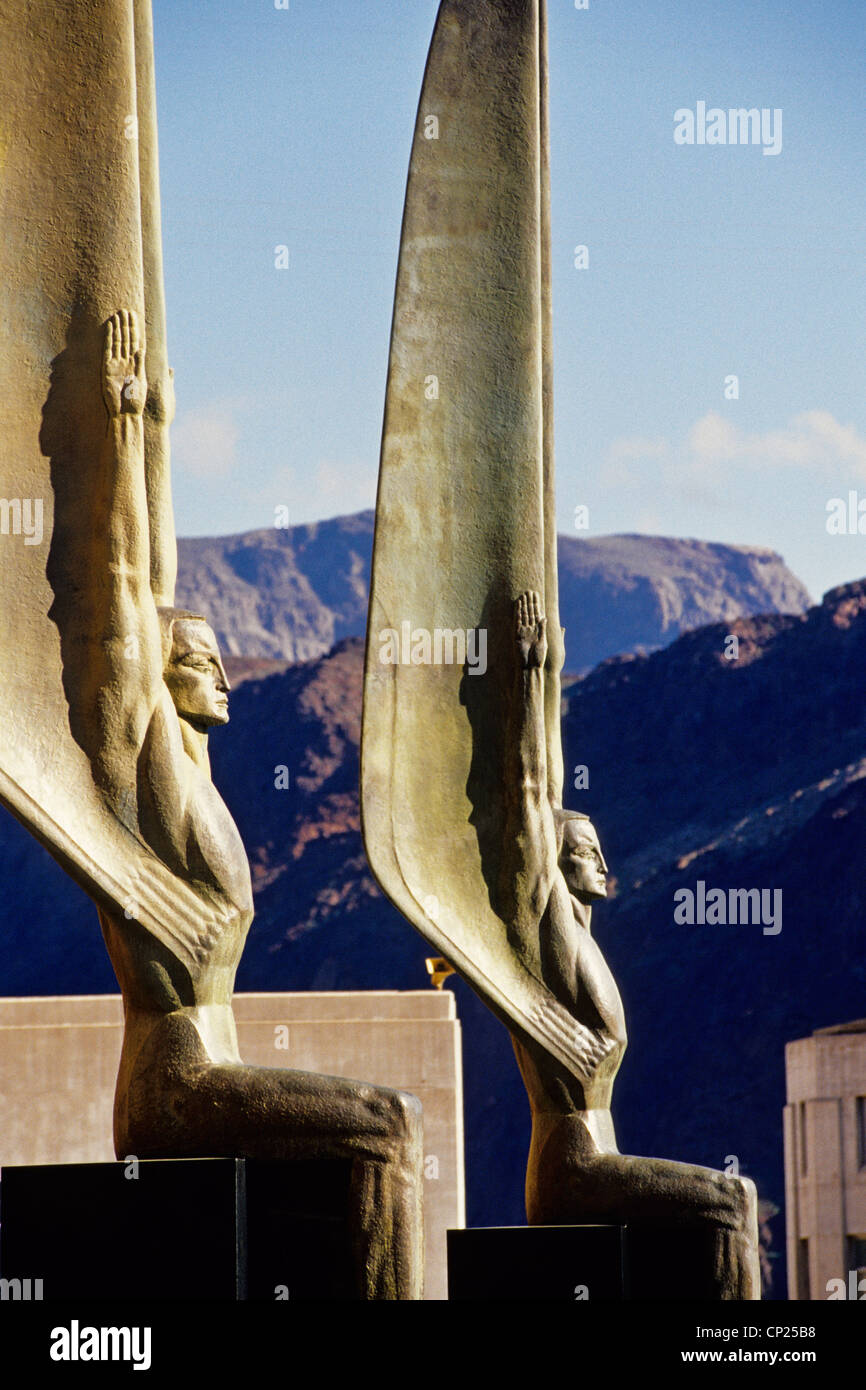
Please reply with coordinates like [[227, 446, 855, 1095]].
[[448, 1225, 625, 1300], [448, 1223, 728, 1300]]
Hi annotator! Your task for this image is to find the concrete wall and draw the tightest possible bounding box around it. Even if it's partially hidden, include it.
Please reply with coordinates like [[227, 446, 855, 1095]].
[[0, 990, 465, 1300], [784, 1024, 866, 1300]]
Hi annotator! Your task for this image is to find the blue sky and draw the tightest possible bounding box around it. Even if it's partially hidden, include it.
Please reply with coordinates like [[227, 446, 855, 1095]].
[[153, 0, 866, 602]]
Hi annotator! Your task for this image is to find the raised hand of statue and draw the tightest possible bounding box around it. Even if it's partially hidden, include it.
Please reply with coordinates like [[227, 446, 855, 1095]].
[[102, 308, 146, 418], [516, 589, 547, 670]]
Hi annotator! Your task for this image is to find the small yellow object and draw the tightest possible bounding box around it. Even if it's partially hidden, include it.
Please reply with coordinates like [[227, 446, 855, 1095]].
[[425, 956, 455, 990]]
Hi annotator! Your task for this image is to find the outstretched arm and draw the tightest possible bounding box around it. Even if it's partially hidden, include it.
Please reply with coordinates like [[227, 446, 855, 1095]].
[[86, 311, 164, 806], [498, 591, 559, 938], [501, 593, 626, 1083]]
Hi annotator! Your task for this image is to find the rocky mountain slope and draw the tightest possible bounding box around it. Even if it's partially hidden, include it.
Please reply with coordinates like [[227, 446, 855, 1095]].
[[176, 512, 812, 672], [2, 579, 864, 1297]]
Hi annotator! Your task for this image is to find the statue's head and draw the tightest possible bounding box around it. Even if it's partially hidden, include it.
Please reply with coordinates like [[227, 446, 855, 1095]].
[[157, 607, 230, 729], [554, 809, 608, 902]]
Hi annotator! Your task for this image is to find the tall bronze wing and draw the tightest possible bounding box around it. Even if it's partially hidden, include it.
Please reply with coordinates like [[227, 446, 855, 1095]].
[[362, 0, 584, 1074], [0, 1, 223, 975]]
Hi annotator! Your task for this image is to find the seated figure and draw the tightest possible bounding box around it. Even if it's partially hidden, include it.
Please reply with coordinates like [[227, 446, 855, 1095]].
[[503, 591, 759, 1299], [88, 310, 423, 1300]]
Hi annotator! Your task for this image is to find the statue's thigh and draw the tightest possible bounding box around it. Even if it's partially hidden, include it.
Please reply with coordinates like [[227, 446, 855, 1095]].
[[193, 1062, 420, 1162]]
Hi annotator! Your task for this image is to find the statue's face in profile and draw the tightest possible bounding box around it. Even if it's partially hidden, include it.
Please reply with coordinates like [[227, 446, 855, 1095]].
[[559, 817, 608, 901], [164, 619, 230, 728]]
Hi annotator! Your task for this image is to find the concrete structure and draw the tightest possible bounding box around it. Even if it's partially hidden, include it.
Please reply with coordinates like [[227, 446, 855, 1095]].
[[0, 990, 464, 1301], [784, 1020, 866, 1299]]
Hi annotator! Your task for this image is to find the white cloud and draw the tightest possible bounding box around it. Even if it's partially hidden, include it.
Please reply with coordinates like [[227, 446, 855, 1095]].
[[688, 410, 866, 475], [687, 412, 740, 461], [172, 406, 240, 479], [604, 410, 866, 488], [764, 411, 866, 474]]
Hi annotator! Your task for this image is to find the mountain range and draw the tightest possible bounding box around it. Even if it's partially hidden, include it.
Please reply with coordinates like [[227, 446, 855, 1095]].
[[175, 512, 811, 673]]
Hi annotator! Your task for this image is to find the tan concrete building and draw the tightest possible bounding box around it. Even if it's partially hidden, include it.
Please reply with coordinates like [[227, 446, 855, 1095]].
[[0, 990, 465, 1300], [784, 1019, 866, 1300]]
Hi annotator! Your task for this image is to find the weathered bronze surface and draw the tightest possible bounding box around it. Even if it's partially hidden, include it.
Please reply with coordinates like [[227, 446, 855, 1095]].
[[362, 0, 759, 1298], [0, 0, 423, 1299], [505, 593, 759, 1298]]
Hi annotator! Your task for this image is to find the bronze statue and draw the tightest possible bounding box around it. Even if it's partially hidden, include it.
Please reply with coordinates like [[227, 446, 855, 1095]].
[[93, 311, 424, 1300], [362, 0, 759, 1298], [505, 593, 758, 1295], [0, 0, 423, 1299]]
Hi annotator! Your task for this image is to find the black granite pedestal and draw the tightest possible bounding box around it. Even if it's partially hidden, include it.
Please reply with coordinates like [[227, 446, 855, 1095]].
[[448, 1224, 727, 1300], [0, 1158, 356, 1301]]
